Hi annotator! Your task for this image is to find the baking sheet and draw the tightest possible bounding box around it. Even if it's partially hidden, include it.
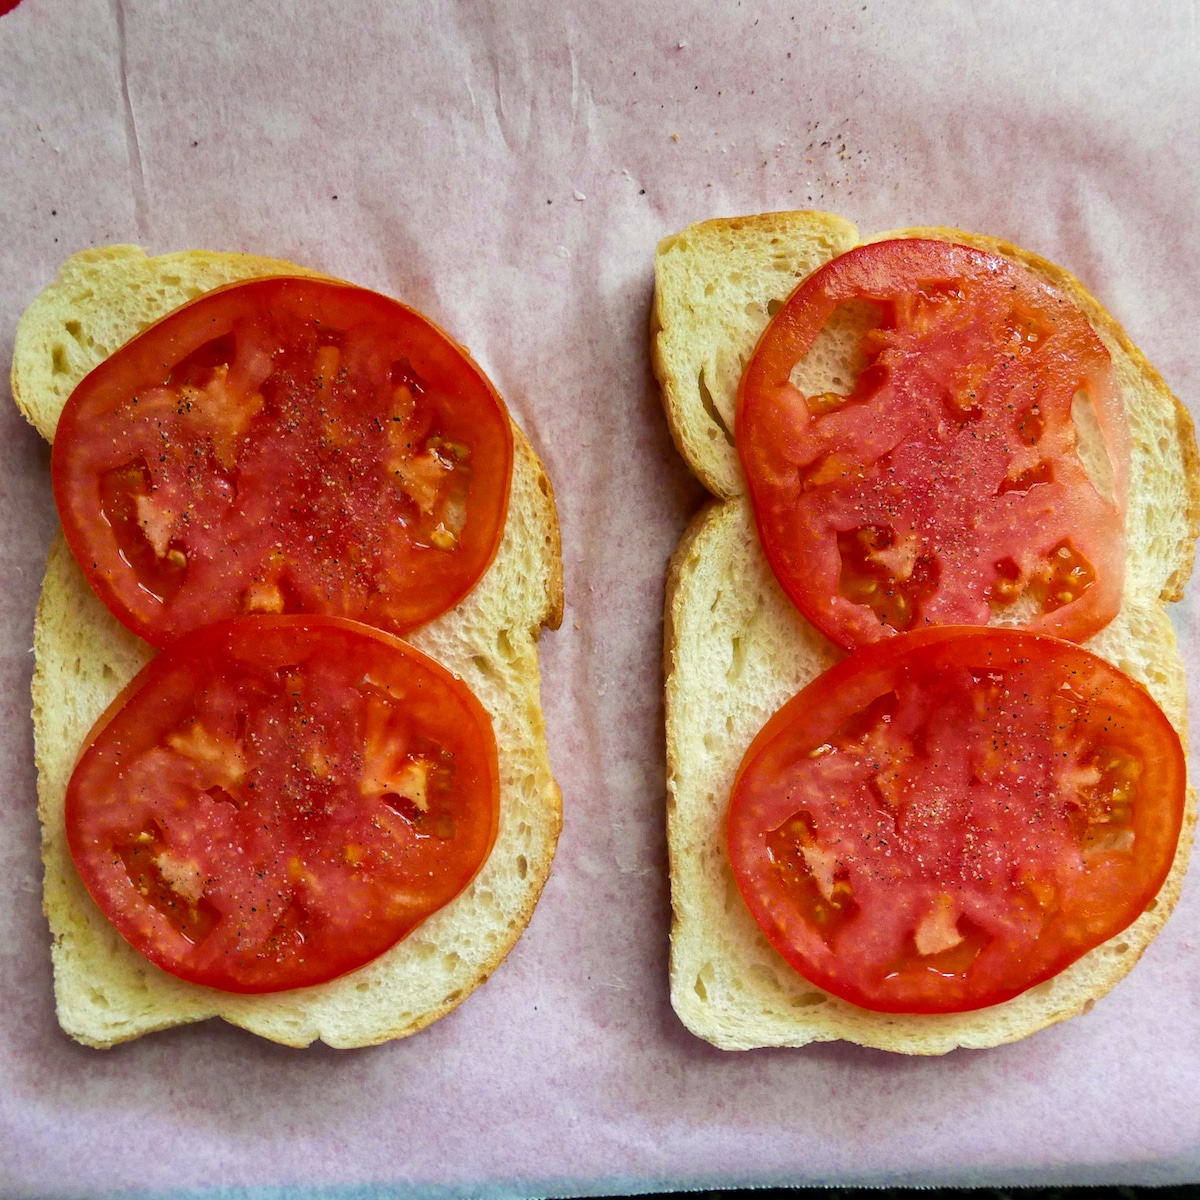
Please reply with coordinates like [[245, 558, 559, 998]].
[[3, 0, 1200, 1195]]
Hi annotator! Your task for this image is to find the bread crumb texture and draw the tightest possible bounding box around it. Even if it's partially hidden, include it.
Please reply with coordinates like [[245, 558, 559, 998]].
[[657, 213, 1200, 1054], [21, 247, 563, 1049]]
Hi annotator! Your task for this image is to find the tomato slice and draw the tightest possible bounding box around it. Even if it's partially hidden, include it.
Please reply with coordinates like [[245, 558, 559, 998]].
[[52, 277, 513, 648], [65, 615, 500, 993], [737, 239, 1129, 649], [727, 627, 1184, 1014]]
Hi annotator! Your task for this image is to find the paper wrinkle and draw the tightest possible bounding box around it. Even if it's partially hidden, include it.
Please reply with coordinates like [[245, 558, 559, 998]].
[[111, 0, 148, 243]]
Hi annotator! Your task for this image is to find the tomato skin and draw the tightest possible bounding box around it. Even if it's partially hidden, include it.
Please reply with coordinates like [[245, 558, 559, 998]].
[[737, 239, 1129, 650], [726, 627, 1184, 1014], [52, 277, 513, 649], [65, 615, 500, 994]]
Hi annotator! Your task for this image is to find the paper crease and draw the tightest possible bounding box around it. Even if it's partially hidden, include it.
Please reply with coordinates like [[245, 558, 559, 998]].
[[111, 0, 148, 242]]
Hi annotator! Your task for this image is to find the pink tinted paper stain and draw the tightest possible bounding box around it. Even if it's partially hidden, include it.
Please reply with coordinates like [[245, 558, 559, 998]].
[[2, 0, 1200, 1195]]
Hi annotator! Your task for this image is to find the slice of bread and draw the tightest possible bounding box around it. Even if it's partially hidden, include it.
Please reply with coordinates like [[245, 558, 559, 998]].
[[14, 246, 564, 1049], [653, 212, 1200, 1053]]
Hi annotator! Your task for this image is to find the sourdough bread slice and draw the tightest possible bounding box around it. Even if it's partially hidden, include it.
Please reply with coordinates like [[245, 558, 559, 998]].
[[14, 246, 563, 1049], [654, 212, 1200, 1053]]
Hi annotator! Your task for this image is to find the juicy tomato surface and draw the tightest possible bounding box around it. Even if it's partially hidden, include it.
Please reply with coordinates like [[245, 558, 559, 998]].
[[736, 239, 1130, 650], [66, 615, 500, 993], [727, 627, 1184, 1014], [52, 277, 513, 648]]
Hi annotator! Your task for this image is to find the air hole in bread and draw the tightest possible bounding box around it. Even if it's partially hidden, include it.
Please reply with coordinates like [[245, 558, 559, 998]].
[[790, 992, 828, 1008], [88, 987, 110, 1009], [1111, 941, 1130, 955], [749, 962, 779, 990], [767, 297, 784, 316], [726, 635, 746, 683], [1146, 898, 1159, 913], [496, 628, 514, 661], [471, 654, 500, 682], [51, 344, 69, 376], [516, 854, 528, 879], [442, 989, 463, 1004], [694, 962, 714, 1002], [697, 368, 734, 447], [356, 981, 370, 993], [1071, 388, 1116, 505], [443, 951, 461, 971], [722, 865, 741, 913]]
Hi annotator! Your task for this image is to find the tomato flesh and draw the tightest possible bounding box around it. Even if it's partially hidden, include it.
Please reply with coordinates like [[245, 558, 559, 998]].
[[66, 616, 500, 993], [52, 277, 513, 648], [737, 239, 1129, 649], [727, 627, 1184, 1014]]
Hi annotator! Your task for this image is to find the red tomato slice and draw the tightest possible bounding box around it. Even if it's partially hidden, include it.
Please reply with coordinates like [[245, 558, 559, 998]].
[[65, 615, 500, 993], [52, 277, 513, 648], [737, 239, 1129, 650], [727, 627, 1184, 1014]]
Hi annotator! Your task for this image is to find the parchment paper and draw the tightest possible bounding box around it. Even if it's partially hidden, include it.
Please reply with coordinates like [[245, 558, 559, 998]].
[[3, 1, 1200, 1196]]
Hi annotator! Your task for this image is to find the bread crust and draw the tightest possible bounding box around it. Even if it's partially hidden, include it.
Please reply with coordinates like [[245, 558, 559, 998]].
[[19, 247, 563, 1048], [651, 210, 860, 500], [657, 212, 1199, 1053]]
